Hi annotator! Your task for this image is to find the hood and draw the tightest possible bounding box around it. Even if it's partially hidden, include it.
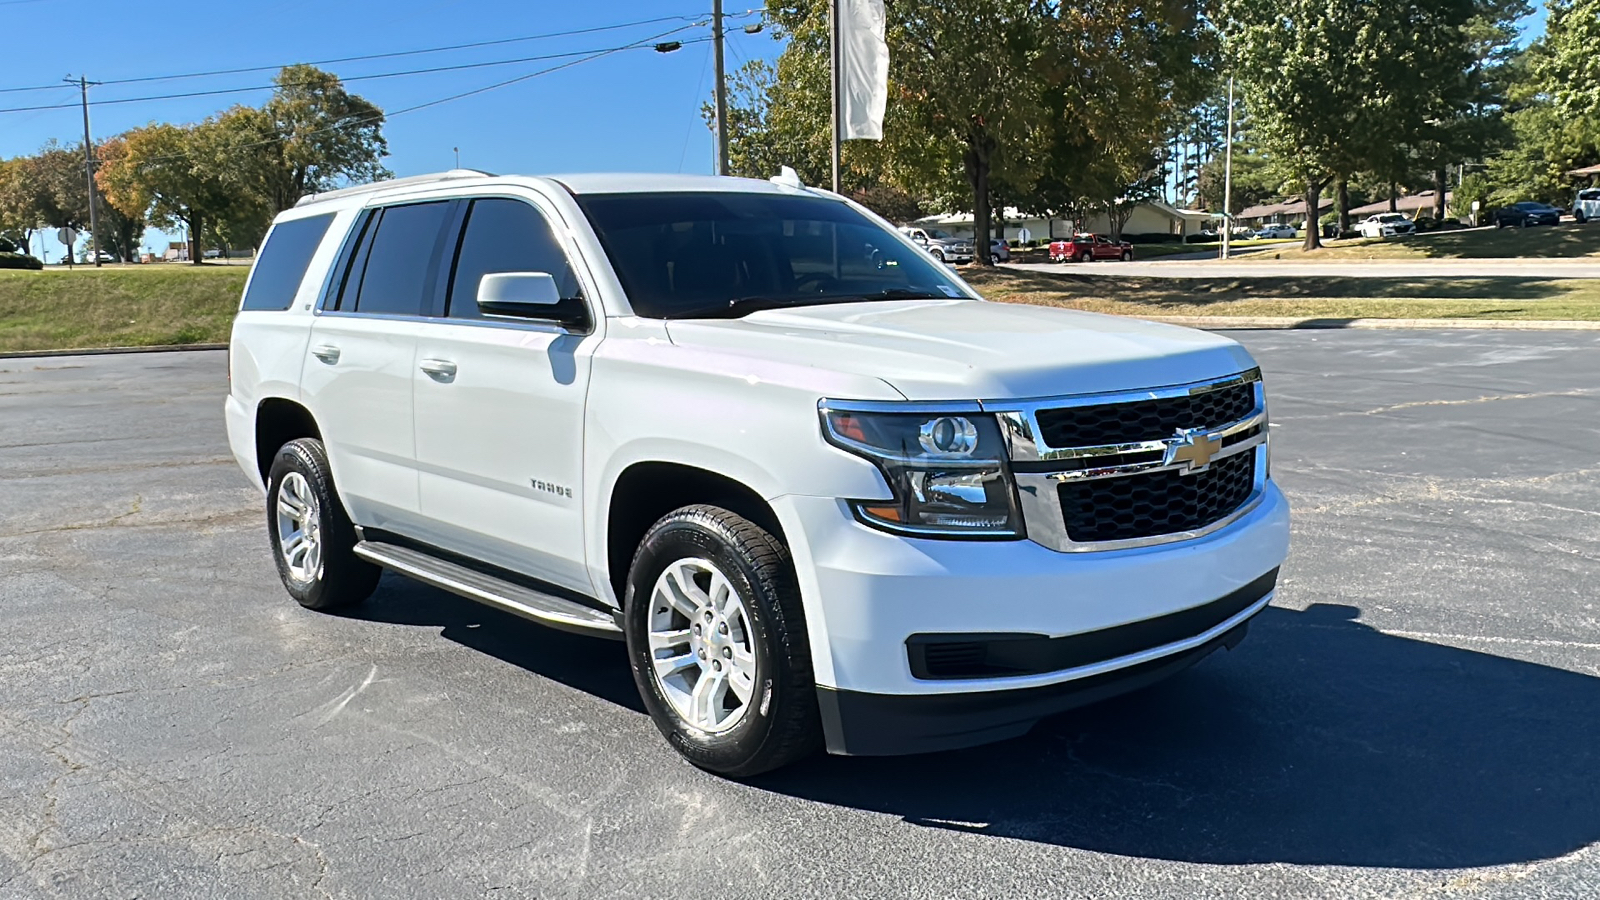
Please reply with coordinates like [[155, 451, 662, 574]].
[[664, 299, 1257, 401]]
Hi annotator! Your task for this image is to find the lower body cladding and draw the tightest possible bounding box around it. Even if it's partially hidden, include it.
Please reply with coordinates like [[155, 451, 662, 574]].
[[774, 483, 1290, 756]]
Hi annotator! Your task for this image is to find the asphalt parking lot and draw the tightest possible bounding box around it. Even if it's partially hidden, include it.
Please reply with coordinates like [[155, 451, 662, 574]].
[[2, 330, 1597, 899]]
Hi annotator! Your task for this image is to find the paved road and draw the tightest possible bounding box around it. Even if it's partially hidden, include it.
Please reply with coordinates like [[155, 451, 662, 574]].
[[1008, 259, 1600, 278], [2, 335, 1598, 899]]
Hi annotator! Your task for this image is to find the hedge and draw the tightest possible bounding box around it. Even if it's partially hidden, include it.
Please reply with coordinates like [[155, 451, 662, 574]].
[[0, 252, 44, 271]]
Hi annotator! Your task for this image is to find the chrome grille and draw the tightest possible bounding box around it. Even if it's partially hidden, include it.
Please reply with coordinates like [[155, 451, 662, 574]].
[[988, 369, 1268, 552]]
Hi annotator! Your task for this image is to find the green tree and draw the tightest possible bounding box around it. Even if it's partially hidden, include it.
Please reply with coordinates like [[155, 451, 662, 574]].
[[91, 137, 144, 262], [234, 66, 391, 213], [99, 122, 236, 265], [0, 156, 53, 250], [1223, 0, 1480, 247]]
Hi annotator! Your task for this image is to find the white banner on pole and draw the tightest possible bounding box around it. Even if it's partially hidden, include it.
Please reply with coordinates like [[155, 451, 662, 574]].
[[839, 0, 888, 141]]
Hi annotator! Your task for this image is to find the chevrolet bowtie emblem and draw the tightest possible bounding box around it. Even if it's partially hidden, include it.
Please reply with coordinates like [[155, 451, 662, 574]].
[[1168, 428, 1222, 473]]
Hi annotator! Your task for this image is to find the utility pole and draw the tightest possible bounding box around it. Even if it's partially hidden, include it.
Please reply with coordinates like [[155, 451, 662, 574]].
[[829, 0, 841, 192], [67, 75, 103, 267], [712, 0, 729, 176], [1221, 76, 1236, 261]]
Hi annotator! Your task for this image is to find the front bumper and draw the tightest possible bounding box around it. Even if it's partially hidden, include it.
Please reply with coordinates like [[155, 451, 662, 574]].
[[818, 614, 1255, 755], [773, 482, 1290, 755]]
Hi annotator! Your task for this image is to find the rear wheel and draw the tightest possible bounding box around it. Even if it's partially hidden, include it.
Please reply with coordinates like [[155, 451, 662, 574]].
[[266, 438, 380, 611], [1079, 251, 1094, 263], [624, 505, 822, 777]]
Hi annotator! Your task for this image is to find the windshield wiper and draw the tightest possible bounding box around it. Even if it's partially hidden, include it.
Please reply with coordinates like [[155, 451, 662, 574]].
[[855, 288, 961, 301], [669, 288, 958, 320]]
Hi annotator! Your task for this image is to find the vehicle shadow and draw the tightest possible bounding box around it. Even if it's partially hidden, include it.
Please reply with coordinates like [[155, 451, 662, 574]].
[[341, 578, 1600, 870], [341, 571, 643, 713], [751, 603, 1600, 870]]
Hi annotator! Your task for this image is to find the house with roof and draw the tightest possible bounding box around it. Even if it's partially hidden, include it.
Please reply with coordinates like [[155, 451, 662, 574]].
[[913, 200, 1210, 242]]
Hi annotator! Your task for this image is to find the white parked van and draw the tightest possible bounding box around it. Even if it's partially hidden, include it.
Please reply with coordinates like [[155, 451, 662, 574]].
[[1575, 188, 1600, 224], [225, 170, 1290, 776]]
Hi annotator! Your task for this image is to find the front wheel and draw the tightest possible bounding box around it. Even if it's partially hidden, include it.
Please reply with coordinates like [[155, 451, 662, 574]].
[[1079, 251, 1094, 263], [930, 248, 945, 262], [624, 505, 822, 777], [1121, 250, 1133, 261]]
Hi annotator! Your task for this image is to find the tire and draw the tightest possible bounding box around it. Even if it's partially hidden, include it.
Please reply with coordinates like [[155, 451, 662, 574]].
[[931, 248, 944, 262], [266, 438, 380, 611], [1576, 212, 1587, 224], [1079, 251, 1093, 263], [1121, 250, 1133, 261], [623, 505, 821, 777]]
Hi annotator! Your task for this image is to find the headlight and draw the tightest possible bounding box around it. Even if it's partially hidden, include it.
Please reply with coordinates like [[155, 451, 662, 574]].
[[820, 404, 1023, 538]]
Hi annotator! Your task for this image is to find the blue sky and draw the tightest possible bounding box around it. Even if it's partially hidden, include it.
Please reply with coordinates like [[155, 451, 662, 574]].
[[1, 1, 780, 257], [0, 1, 1551, 258]]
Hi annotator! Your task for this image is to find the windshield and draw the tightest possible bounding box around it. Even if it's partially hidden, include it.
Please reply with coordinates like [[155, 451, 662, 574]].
[[923, 227, 953, 240], [575, 192, 970, 319], [1379, 214, 1406, 222]]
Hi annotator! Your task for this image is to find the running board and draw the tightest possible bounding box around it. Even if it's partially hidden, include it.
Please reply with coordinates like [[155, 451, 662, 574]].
[[353, 540, 622, 639]]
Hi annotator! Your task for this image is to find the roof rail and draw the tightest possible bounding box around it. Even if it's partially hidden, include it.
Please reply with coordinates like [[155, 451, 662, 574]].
[[294, 169, 497, 207]]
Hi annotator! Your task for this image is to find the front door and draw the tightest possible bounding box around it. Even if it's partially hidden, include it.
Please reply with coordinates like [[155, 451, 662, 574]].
[[410, 196, 598, 593]]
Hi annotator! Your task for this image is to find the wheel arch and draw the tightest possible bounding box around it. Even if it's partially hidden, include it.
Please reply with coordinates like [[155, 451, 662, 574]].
[[604, 461, 786, 607], [255, 397, 322, 487]]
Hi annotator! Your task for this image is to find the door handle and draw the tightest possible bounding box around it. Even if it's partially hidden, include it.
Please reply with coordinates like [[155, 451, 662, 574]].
[[419, 358, 458, 380], [311, 344, 341, 364]]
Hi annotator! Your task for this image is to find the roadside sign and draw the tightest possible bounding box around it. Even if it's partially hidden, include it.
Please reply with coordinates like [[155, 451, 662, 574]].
[[1017, 227, 1032, 243], [56, 227, 78, 247]]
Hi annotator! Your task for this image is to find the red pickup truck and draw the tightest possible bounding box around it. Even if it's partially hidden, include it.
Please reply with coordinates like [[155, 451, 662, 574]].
[[1049, 233, 1134, 263]]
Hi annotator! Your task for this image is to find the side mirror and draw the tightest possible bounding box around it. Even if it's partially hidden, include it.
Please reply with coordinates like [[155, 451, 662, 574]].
[[911, 233, 927, 243], [477, 272, 561, 317]]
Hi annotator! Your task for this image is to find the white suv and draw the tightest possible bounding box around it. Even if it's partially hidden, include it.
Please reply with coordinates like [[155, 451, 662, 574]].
[[225, 169, 1290, 776]]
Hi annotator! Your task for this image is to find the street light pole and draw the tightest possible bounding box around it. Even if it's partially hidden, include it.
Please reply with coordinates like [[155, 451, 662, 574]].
[[1222, 76, 1235, 261], [713, 0, 729, 176], [67, 75, 103, 267]]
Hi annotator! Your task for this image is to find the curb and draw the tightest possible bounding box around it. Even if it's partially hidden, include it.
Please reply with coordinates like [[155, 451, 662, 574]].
[[0, 343, 228, 360], [1143, 316, 1600, 331]]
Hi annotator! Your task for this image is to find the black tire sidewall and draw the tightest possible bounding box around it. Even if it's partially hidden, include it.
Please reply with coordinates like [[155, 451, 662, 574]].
[[623, 511, 802, 775], [265, 438, 374, 610]]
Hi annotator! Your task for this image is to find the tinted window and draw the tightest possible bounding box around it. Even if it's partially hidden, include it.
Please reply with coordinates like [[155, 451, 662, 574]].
[[352, 202, 452, 316], [576, 192, 967, 319], [447, 198, 583, 319], [240, 213, 334, 311]]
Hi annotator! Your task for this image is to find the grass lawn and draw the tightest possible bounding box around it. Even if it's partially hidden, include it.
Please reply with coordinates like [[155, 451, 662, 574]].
[[0, 264, 246, 353], [964, 266, 1600, 321], [1267, 222, 1600, 261]]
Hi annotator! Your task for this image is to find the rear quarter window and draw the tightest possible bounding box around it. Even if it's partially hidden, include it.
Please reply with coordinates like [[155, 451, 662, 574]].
[[240, 213, 336, 311]]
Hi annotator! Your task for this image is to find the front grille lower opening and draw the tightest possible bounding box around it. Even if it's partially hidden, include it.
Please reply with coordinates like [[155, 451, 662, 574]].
[[1059, 452, 1256, 543]]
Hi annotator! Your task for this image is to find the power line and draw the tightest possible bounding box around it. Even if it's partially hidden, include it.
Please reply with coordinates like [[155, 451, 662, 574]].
[[114, 25, 711, 169], [0, 9, 758, 94], [0, 32, 709, 115]]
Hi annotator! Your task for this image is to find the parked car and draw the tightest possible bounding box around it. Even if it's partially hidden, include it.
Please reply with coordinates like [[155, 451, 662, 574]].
[[897, 225, 974, 264], [226, 170, 1288, 776], [1574, 188, 1600, 224], [1252, 224, 1297, 240], [989, 238, 1010, 262], [1356, 213, 1416, 238], [1493, 201, 1562, 228], [1048, 233, 1133, 262]]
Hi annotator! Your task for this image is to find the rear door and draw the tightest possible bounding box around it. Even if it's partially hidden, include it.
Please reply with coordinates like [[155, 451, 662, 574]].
[[408, 195, 599, 592], [300, 200, 458, 531]]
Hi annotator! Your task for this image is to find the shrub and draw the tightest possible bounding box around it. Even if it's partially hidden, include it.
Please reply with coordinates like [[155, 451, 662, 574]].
[[1183, 233, 1220, 244], [1122, 232, 1184, 244], [0, 252, 44, 270], [0, 238, 16, 253]]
